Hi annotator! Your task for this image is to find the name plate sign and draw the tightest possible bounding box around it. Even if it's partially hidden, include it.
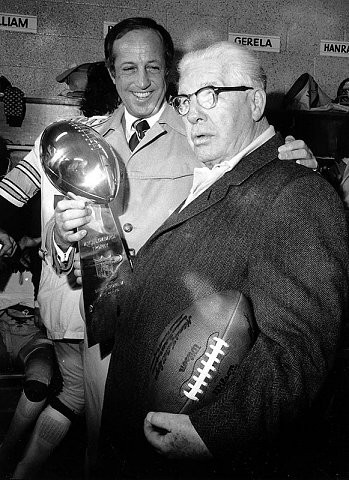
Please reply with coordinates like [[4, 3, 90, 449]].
[[229, 33, 280, 53], [0, 13, 37, 33], [320, 40, 349, 58]]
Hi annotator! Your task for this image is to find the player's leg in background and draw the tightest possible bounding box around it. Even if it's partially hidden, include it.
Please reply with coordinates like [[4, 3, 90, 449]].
[[13, 340, 84, 479], [0, 342, 54, 477]]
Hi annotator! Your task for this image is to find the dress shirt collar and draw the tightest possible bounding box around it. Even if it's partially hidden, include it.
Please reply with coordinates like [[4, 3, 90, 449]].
[[124, 103, 166, 141], [180, 125, 276, 211]]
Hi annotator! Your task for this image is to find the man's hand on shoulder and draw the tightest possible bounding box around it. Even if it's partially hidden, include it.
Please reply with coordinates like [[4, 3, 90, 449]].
[[54, 194, 92, 249], [0, 228, 17, 257], [278, 135, 318, 169], [144, 411, 212, 460]]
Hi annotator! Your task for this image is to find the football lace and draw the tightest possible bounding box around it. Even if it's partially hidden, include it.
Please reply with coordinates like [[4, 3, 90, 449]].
[[183, 337, 228, 401], [70, 121, 101, 151]]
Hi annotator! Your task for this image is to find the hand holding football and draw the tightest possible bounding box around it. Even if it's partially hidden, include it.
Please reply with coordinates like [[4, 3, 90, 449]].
[[148, 290, 256, 414]]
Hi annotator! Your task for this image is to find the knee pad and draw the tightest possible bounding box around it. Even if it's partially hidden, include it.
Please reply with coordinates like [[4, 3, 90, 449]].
[[24, 380, 48, 402]]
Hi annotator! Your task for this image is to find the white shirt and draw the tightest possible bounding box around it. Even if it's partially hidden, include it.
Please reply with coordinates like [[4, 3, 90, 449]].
[[180, 125, 276, 211], [124, 103, 166, 142]]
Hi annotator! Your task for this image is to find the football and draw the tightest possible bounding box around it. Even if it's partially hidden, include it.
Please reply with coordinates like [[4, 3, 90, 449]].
[[149, 290, 257, 414], [40, 119, 120, 203]]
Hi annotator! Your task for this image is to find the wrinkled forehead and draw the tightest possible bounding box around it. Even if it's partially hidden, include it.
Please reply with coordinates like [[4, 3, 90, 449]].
[[179, 58, 226, 94], [113, 29, 165, 63]]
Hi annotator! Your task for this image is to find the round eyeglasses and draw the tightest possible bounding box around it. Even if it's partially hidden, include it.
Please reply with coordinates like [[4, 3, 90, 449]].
[[171, 85, 254, 116]]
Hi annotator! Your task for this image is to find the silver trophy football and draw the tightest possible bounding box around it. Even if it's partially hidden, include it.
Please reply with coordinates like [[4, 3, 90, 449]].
[[40, 119, 132, 333]]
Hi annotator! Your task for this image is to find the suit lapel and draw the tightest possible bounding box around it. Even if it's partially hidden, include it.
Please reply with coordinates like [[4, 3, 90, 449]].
[[130, 103, 187, 154], [96, 108, 131, 163], [132, 122, 166, 153], [151, 133, 284, 239]]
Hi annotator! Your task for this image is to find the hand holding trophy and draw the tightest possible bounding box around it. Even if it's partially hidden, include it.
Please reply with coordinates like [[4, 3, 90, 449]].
[[40, 120, 132, 333]]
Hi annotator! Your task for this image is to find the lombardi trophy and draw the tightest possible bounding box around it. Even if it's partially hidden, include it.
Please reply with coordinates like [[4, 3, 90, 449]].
[[40, 119, 132, 337]]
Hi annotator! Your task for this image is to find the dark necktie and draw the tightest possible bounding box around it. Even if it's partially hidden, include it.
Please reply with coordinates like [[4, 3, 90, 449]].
[[128, 119, 150, 151]]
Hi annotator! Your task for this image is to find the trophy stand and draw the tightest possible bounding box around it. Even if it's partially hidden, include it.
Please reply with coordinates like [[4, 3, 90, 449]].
[[78, 203, 132, 322]]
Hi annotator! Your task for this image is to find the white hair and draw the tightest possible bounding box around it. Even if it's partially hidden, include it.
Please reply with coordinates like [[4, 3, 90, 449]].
[[182, 28, 225, 53], [178, 41, 267, 90]]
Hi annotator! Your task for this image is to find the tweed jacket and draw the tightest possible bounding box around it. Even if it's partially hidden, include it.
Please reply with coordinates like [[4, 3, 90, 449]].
[[92, 133, 349, 478]]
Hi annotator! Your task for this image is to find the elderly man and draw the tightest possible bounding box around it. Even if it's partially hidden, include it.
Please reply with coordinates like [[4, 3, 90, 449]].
[[79, 41, 349, 479]]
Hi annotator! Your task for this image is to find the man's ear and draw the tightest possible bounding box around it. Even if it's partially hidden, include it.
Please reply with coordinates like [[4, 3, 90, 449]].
[[251, 88, 266, 122]]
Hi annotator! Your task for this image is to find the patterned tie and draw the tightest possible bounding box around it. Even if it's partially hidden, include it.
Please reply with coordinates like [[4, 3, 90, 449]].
[[128, 119, 150, 151]]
